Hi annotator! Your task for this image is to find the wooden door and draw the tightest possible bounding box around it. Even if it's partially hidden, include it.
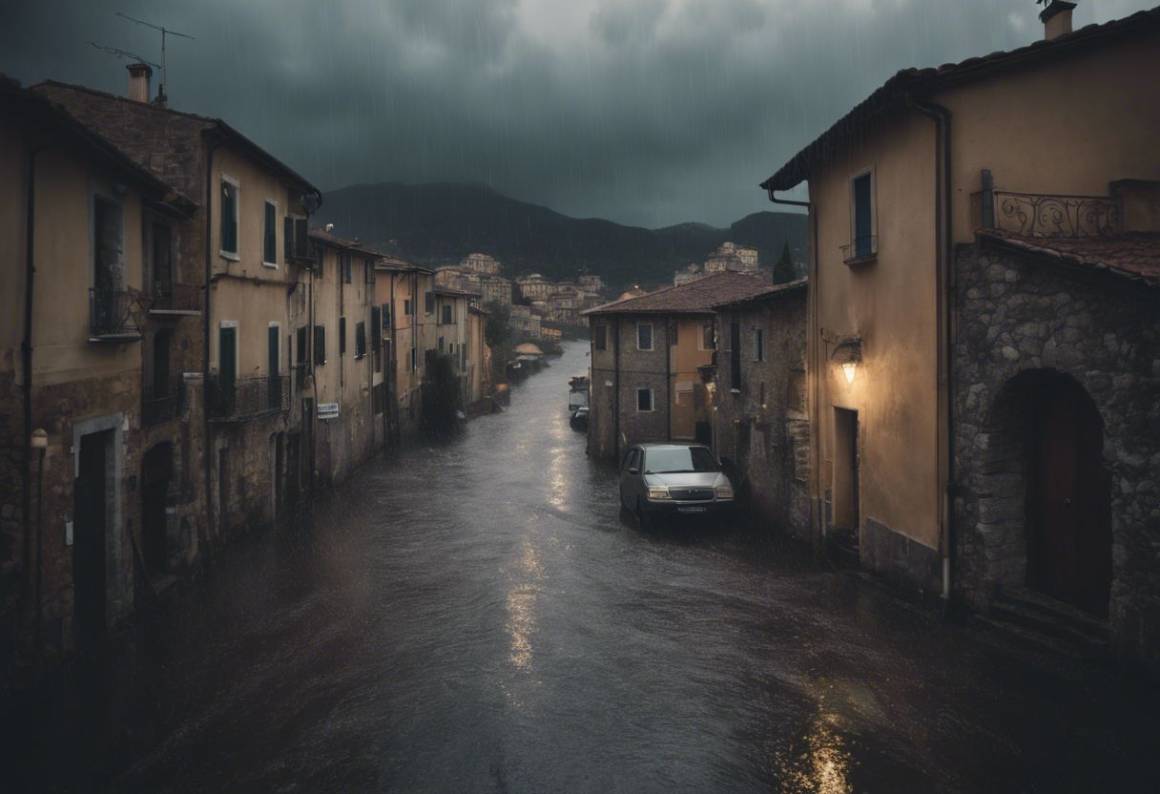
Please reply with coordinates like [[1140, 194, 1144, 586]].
[[74, 431, 110, 652], [1028, 387, 1111, 616]]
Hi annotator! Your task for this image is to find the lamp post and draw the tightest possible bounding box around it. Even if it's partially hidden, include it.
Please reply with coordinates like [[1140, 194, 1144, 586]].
[[30, 428, 47, 661]]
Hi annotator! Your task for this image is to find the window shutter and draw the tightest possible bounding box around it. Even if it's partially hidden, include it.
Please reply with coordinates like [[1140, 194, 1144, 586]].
[[371, 307, 381, 351], [284, 217, 294, 259], [339, 316, 347, 355], [296, 326, 307, 365], [314, 325, 326, 365]]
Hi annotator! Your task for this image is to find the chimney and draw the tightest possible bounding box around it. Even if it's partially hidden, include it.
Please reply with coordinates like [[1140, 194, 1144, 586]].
[[126, 62, 152, 103], [1040, 1, 1077, 41]]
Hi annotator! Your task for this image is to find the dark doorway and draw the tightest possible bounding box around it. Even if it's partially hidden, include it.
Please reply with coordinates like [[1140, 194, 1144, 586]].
[[833, 408, 859, 531], [74, 430, 112, 652], [1027, 379, 1111, 616], [141, 443, 173, 575]]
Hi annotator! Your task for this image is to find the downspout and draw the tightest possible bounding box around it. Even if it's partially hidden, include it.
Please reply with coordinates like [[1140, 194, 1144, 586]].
[[613, 316, 621, 459], [766, 190, 821, 546], [22, 143, 45, 642], [909, 95, 954, 606], [202, 140, 218, 553]]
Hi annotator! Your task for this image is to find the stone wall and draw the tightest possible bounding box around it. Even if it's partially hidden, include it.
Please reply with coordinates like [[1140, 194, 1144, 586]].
[[953, 240, 1160, 668], [713, 291, 810, 541], [587, 315, 673, 459]]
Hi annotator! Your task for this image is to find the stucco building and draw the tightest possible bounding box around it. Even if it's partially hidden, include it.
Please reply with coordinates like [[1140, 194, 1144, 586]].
[[760, 3, 1160, 666], [583, 272, 771, 460]]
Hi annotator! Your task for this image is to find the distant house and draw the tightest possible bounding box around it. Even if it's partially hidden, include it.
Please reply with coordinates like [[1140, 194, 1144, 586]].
[[583, 271, 772, 459], [761, 2, 1160, 666]]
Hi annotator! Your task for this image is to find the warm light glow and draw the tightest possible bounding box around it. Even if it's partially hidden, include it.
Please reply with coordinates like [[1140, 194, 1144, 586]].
[[841, 361, 857, 384]]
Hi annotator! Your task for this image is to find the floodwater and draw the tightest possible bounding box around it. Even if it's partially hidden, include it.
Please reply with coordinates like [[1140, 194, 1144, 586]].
[[5, 341, 1157, 792]]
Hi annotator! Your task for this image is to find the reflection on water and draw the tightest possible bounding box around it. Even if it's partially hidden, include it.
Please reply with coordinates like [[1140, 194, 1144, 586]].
[[775, 713, 852, 794]]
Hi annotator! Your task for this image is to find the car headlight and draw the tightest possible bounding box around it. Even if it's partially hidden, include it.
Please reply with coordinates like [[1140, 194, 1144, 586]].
[[647, 486, 672, 501], [715, 483, 734, 499]]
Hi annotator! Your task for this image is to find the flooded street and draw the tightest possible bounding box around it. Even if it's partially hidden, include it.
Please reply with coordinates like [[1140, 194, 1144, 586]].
[[6, 342, 1156, 793]]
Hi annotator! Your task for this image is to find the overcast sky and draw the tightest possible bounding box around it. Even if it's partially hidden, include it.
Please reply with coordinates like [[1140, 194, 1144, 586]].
[[0, 0, 1151, 227]]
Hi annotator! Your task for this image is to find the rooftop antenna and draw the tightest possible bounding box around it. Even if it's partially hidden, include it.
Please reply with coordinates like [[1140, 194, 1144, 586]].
[[114, 11, 195, 102], [89, 41, 160, 71]]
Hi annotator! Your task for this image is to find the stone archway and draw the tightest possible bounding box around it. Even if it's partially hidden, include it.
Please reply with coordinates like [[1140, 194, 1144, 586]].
[[974, 369, 1112, 616]]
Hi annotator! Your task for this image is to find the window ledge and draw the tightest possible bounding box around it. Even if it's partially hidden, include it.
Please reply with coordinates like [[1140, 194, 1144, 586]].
[[843, 252, 877, 267], [262, 261, 279, 269], [220, 251, 240, 262]]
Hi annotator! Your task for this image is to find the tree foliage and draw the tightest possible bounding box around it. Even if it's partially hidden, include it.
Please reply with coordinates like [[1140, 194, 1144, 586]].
[[773, 241, 797, 284]]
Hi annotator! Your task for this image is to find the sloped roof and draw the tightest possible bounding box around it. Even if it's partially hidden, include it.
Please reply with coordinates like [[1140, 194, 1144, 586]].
[[1, 75, 196, 215], [583, 271, 772, 316], [762, 8, 1160, 192], [978, 230, 1160, 287], [31, 80, 319, 201], [308, 227, 384, 258], [712, 278, 808, 309]]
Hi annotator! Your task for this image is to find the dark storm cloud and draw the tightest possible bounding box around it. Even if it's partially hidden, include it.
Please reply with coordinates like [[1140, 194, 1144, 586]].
[[0, 0, 1150, 226]]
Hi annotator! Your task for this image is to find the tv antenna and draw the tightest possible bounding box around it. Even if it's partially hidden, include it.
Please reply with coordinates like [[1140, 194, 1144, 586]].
[[89, 41, 161, 71], [115, 11, 195, 101]]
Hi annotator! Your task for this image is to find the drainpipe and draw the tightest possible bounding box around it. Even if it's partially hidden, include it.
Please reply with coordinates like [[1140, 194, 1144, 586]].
[[202, 140, 219, 554], [613, 316, 621, 459], [909, 95, 955, 606], [21, 142, 46, 651], [766, 190, 821, 546]]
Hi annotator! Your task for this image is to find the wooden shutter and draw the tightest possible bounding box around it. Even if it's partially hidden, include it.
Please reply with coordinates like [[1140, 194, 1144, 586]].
[[339, 317, 347, 355], [313, 325, 326, 365], [371, 307, 381, 351]]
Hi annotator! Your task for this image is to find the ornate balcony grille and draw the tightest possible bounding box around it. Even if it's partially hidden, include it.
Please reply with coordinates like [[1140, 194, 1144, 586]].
[[90, 287, 144, 339], [974, 190, 1121, 238], [208, 374, 289, 421]]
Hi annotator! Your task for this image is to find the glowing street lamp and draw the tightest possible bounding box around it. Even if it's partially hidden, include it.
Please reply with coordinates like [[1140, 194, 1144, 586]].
[[830, 336, 862, 386]]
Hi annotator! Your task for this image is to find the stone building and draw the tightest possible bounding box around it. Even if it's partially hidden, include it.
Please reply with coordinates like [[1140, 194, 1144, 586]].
[[759, 2, 1160, 666], [480, 274, 513, 307], [704, 242, 759, 274], [583, 272, 771, 460], [373, 260, 437, 441], [1, 76, 202, 662], [712, 281, 810, 541], [460, 252, 502, 276]]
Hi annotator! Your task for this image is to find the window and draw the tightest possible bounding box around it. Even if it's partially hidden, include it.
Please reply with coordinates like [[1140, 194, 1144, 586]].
[[296, 326, 308, 366], [284, 216, 309, 262], [313, 324, 326, 365], [701, 320, 715, 351], [365, 257, 375, 284], [371, 307, 382, 352], [93, 195, 124, 295], [263, 201, 277, 266], [754, 328, 765, 362], [410, 347, 417, 371], [339, 316, 347, 355], [637, 322, 653, 351], [644, 446, 719, 474], [341, 253, 352, 284], [149, 222, 173, 300], [404, 298, 413, 316], [442, 304, 453, 325], [355, 321, 367, 358], [438, 336, 445, 354], [220, 178, 238, 257], [381, 303, 391, 328], [594, 324, 607, 351], [425, 291, 435, 314], [852, 171, 874, 259], [729, 320, 741, 391], [636, 387, 654, 412]]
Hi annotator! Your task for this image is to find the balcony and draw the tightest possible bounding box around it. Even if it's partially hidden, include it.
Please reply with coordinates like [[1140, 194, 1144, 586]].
[[149, 282, 202, 317], [971, 190, 1121, 238], [208, 374, 289, 422], [89, 287, 143, 342]]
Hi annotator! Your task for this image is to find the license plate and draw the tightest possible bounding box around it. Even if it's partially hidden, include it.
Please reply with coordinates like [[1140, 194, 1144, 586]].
[[677, 506, 707, 514]]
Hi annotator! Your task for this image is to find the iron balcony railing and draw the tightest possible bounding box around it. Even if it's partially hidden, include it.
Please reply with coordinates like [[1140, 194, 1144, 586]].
[[208, 374, 289, 421], [971, 190, 1121, 238], [89, 287, 143, 339], [150, 282, 202, 313]]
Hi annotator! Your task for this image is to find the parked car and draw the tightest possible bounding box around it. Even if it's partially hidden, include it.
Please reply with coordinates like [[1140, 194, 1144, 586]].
[[618, 443, 735, 526], [570, 405, 589, 431]]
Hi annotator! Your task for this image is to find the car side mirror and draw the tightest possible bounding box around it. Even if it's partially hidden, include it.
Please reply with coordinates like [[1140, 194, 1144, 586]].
[[719, 456, 732, 467], [627, 467, 640, 475]]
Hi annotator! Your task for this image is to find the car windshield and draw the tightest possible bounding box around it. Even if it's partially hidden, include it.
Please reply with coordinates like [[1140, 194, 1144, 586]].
[[644, 447, 719, 474]]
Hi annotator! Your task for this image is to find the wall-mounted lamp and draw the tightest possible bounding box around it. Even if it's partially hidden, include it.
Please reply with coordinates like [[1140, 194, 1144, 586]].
[[830, 336, 862, 386], [30, 428, 48, 450]]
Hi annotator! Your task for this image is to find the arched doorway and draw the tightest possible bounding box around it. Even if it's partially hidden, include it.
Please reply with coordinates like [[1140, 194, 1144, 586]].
[[979, 370, 1111, 617], [141, 442, 173, 575]]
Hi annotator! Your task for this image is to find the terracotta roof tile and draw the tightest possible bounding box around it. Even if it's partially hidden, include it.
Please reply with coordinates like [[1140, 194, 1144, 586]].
[[712, 278, 808, 309], [978, 229, 1160, 287], [583, 271, 772, 316]]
